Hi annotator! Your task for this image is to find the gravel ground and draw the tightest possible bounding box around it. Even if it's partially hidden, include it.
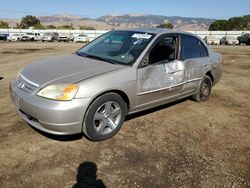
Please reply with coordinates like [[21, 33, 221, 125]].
[[0, 42, 249, 188]]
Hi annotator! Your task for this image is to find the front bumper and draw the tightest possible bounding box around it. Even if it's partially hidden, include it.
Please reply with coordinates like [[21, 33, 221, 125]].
[[10, 80, 90, 135]]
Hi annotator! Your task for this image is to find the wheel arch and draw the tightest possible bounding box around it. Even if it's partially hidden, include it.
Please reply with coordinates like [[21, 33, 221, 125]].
[[205, 71, 214, 84]]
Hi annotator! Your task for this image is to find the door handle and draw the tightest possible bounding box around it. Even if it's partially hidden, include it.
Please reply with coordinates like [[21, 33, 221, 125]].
[[168, 70, 182, 74], [203, 64, 209, 68]]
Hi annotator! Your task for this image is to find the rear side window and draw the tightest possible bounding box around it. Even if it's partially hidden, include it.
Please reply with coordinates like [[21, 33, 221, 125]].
[[181, 35, 208, 60], [200, 41, 209, 57]]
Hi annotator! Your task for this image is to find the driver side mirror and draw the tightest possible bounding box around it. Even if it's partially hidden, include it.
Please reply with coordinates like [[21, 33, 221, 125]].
[[140, 55, 149, 68]]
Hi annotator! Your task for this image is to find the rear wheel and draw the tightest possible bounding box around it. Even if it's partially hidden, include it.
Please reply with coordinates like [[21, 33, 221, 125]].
[[84, 93, 127, 141], [192, 75, 212, 102]]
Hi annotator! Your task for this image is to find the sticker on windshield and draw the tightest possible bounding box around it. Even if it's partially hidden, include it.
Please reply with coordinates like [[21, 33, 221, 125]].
[[132, 33, 152, 39]]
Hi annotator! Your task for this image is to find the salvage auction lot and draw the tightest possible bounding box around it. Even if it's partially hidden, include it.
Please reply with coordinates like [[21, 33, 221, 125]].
[[0, 42, 249, 187]]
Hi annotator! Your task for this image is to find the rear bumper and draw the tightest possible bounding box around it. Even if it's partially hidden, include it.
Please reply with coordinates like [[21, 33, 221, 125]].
[[10, 80, 90, 135]]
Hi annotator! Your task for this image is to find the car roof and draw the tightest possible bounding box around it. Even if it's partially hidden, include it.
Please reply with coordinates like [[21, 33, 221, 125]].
[[116, 28, 192, 36]]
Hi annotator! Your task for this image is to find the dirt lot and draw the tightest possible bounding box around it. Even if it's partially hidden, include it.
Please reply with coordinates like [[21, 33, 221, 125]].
[[0, 42, 249, 188]]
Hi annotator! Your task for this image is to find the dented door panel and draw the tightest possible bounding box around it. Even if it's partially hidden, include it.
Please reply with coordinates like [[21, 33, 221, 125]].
[[135, 60, 185, 109], [182, 57, 210, 92]]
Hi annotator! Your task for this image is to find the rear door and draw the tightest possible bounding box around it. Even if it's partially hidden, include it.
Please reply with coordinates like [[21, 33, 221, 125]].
[[180, 34, 210, 93]]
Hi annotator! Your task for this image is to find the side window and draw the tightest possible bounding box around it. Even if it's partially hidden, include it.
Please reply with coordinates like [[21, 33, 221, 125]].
[[200, 41, 209, 57], [181, 35, 200, 60], [148, 36, 177, 64], [181, 35, 208, 60]]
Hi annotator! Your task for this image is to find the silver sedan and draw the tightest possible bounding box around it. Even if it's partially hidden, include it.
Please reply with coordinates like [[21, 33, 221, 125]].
[[10, 29, 223, 141]]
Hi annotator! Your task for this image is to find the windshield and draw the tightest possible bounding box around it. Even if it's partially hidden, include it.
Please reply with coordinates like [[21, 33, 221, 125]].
[[77, 30, 155, 65]]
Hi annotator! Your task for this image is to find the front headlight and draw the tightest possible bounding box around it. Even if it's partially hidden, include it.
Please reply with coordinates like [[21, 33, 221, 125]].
[[37, 84, 78, 101]]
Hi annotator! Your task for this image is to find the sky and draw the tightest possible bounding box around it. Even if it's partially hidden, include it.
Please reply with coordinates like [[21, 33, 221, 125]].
[[0, 0, 250, 19]]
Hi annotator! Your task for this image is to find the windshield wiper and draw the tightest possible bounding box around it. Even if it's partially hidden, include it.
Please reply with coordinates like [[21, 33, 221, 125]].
[[74, 51, 83, 57], [84, 54, 119, 65]]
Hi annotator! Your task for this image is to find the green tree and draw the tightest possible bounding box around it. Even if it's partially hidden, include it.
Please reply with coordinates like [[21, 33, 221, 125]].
[[227, 17, 244, 30], [209, 15, 250, 30], [79, 25, 95, 30], [20, 15, 42, 29], [156, 23, 174, 29], [0, 21, 10, 28], [57, 25, 74, 30], [209, 20, 228, 31], [242, 15, 250, 30]]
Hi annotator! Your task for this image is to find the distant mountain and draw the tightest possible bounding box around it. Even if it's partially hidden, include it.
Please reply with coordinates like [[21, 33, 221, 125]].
[[98, 14, 215, 30], [38, 14, 87, 22], [1, 14, 216, 30]]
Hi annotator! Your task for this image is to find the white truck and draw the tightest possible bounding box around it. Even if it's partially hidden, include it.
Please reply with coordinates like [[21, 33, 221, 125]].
[[21, 32, 41, 41]]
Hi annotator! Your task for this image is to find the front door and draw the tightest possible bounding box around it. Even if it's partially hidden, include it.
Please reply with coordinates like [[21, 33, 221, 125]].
[[135, 35, 185, 110]]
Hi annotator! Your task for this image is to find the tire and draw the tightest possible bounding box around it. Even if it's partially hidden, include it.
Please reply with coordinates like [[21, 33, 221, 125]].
[[192, 75, 212, 102], [84, 93, 127, 141]]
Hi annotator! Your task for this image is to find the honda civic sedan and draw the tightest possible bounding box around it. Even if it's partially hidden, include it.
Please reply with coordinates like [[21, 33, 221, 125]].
[[10, 29, 223, 141]]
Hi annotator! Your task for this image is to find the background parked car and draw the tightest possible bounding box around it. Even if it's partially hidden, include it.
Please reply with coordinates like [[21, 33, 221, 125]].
[[0, 33, 9, 41], [7, 33, 22, 41], [237, 33, 250, 45], [21, 35, 30, 41], [220, 36, 239, 45], [21, 32, 41, 41], [58, 33, 74, 42], [42, 32, 59, 42], [204, 36, 220, 45], [34, 33, 42, 41], [74, 34, 90, 43]]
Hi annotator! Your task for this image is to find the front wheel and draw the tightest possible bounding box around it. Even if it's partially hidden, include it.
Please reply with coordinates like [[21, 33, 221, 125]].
[[192, 75, 212, 102], [84, 93, 127, 141]]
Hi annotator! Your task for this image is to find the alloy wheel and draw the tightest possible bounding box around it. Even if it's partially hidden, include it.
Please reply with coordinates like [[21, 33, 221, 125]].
[[93, 101, 122, 135]]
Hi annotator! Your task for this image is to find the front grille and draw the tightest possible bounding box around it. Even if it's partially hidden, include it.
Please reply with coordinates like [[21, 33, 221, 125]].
[[16, 75, 39, 94]]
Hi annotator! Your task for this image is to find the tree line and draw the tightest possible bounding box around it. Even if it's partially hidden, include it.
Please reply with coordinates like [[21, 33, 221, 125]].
[[0, 15, 95, 30], [209, 15, 250, 31]]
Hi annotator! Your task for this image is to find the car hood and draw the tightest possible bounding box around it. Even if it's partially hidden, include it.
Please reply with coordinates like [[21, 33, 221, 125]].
[[21, 54, 124, 88]]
